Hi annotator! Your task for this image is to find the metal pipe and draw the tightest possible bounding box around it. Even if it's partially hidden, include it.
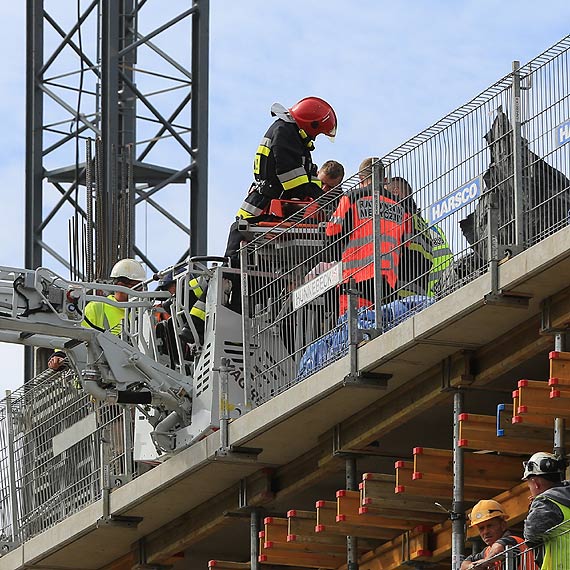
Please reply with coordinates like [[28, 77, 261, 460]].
[[452, 390, 465, 570], [346, 457, 358, 570], [250, 509, 260, 570], [554, 333, 567, 456], [347, 278, 359, 376]]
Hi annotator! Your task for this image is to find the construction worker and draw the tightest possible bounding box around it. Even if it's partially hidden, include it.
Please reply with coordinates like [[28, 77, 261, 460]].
[[385, 176, 453, 299], [461, 499, 528, 570], [155, 268, 208, 346], [523, 451, 570, 569], [47, 258, 146, 370], [224, 97, 338, 267], [326, 157, 406, 314]]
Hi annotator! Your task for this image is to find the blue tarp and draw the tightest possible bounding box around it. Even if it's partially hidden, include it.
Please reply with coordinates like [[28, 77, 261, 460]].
[[296, 295, 434, 380]]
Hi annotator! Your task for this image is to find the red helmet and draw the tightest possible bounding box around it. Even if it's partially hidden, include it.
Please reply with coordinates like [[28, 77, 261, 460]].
[[289, 97, 337, 140]]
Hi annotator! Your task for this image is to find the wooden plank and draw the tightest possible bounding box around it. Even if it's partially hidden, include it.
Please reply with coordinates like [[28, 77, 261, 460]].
[[286, 510, 375, 550], [336, 490, 431, 531], [550, 350, 570, 383], [315, 500, 399, 540], [413, 448, 521, 485], [517, 379, 570, 417], [458, 413, 549, 454], [360, 477, 445, 512], [258, 532, 345, 570]]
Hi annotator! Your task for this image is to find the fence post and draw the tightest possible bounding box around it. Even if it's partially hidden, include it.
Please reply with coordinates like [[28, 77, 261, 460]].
[[487, 185, 500, 296], [5, 390, 20, 549], [372, 160, 385, 330], [511, 60, 525, 248], [347, 278, 359, 376]]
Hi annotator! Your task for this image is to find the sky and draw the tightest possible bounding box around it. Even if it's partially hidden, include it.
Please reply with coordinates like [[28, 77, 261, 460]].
[[0, 0, 569, 393]]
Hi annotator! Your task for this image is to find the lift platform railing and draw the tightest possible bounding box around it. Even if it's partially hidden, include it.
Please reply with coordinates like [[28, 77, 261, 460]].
[[242, 35, 570, 404]]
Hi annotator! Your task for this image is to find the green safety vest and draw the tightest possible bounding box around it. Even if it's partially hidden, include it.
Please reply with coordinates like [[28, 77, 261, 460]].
[[427, 225, 453, 297], [82, 295, 125, 335], [540, 498, 570, 570]]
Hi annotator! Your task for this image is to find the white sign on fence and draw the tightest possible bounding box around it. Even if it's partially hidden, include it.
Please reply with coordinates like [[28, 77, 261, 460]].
[[292, 262, 343, 310]]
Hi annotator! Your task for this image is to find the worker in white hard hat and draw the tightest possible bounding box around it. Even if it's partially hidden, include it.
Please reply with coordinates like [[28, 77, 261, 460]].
[[523, 451, 570, 569], [461, 499, 527, 570], [47, 259, 146, 370]]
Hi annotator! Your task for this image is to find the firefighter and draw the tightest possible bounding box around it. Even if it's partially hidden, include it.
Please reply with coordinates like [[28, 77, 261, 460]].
[[461, 499, 528, 570], [48, 258, 146, 370], [224, 96, 338, 267], [326, 157, 406, 314]]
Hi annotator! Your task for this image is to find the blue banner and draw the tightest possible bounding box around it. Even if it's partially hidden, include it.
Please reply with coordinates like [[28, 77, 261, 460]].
[[556, 120, 570, 147], [429, 176, 481, 224]]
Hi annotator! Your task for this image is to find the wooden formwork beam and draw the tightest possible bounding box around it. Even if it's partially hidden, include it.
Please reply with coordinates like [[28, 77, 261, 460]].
[[550, 350, 570, 383], [458, 413, 549, 454], [258, 530, 345, 569], [316, 499, 399, 540], [517, 379, 570, 417], [412, 447, 521, 487]]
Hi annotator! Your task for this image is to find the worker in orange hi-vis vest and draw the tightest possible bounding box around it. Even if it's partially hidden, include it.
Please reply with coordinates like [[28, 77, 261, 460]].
[[325, 157, 406, 315], [462, 499, 535, 570]]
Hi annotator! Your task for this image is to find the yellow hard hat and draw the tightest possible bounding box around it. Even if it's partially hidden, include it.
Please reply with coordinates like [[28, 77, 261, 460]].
[[469, 500, 507, 527]]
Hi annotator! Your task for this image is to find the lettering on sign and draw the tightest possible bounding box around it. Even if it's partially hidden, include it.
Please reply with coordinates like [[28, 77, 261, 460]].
[[556, 120, 570, 147], [292, 262, 343, 310], [430, 177, 481, 224]]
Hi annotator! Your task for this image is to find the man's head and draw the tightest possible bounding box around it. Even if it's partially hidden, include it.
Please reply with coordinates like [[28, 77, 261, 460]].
[[318, 160, 344, 192], [358, 157, 381, 186], [469, 499, 508, 546], [384, 177, 414, 200], [110, 258, 146, 302], [523, 452, 565, 498]]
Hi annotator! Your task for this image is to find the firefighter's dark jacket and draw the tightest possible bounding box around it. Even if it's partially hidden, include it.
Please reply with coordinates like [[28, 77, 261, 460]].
[[237, 118, 322, 220]]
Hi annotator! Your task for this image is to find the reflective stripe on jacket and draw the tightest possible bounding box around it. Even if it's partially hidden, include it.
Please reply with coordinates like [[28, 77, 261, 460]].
[[428, 225, 453, 296], [237, 119, 321, 219], [326, 187, 405, 288], [82, 295, 125, 335]]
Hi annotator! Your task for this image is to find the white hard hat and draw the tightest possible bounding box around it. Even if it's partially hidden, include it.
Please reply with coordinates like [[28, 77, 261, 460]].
[[110, 258, 146, 281], [522, 452, 565, 480]]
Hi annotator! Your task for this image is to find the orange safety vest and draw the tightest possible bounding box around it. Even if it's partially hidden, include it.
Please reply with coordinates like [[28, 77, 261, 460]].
[[326, 190, 405, 288], [483, 536, 538, 570]]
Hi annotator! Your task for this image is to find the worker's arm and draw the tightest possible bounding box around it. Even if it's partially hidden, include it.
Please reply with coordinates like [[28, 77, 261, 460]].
[[524, 496, 564, 546], [272, 124, 321, 199]]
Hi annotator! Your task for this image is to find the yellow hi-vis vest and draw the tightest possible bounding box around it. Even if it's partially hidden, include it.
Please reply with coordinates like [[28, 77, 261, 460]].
[[82, 295, 125, 335], [541, 498, 570, 570]]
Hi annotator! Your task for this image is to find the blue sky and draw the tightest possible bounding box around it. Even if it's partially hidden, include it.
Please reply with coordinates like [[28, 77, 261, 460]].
[[0, 0, 569, 392]]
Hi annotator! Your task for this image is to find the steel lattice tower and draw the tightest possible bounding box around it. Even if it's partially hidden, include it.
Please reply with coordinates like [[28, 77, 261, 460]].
[[24, 0, 209, 377], [25, 0, 209, 277]]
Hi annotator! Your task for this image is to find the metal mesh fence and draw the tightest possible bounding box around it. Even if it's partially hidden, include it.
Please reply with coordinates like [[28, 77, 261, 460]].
[[242, 36, 570, 404], [0, 367, 127, 546], [477, 518, 570, 570]]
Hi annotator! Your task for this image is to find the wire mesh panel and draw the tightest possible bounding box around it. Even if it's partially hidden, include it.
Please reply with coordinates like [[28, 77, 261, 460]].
[[242, 36, 570, 402], [0, 368, 130, 545]]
